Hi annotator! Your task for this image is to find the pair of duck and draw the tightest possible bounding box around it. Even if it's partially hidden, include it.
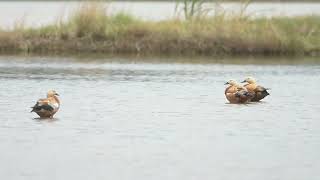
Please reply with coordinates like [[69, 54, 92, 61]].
[[225, 77, 270, 104], [31, 77, 269, 118]]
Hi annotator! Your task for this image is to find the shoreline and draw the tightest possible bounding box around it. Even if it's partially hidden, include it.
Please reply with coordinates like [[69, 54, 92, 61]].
[[1, 52, 320, 65]]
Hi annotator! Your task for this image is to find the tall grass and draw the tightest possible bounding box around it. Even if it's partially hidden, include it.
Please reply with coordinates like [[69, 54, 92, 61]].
[[70, 3, 108, 38], [175, 0, 209, 20], [0, 2, 319, 56]]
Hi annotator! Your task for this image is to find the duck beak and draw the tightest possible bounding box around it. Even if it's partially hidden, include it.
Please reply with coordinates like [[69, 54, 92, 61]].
[[224, 82, 229, 85]]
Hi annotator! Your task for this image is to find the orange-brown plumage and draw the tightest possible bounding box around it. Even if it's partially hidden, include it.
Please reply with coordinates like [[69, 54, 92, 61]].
[[31, 90, 60, 118], [242, 77, 269, 102], [224, 80, 252, 104]]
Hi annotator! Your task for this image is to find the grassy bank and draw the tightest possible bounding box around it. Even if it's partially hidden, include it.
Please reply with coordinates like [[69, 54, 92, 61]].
[[0, 3, 319, 56]]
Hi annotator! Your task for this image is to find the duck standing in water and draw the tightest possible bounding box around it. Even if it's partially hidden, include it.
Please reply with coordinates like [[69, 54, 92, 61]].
[[224, 80, 253, 104], [242, 77, 270, 102], [31, 90, 60, 118]]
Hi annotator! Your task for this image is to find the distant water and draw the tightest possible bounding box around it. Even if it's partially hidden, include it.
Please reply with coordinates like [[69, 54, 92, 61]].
[[0, 55, 320, 180], [0, 1, 320, 28]]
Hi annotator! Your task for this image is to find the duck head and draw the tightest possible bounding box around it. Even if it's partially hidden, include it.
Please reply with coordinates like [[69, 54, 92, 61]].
[[224, 79, 238, 86], [241, 77, 256, 84], [47, 90, 59, 97]]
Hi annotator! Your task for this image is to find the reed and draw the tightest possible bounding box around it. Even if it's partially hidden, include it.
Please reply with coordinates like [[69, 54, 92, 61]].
[[0, 2, 319, 56], [175, 0, 209, 20]]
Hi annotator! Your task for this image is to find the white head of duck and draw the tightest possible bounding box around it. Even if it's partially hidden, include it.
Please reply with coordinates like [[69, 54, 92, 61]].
[[242, 77, 256, 84], [47, 90, 59, 98], [224, 79, 238, 86]]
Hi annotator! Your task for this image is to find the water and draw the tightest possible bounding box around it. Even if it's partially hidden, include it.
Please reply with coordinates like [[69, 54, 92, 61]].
[[0, 1, 320, 28], [0, 55, 320, 180]]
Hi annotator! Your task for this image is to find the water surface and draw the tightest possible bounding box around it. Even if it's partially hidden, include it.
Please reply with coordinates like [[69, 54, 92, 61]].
[[0, 55, 320, 180]]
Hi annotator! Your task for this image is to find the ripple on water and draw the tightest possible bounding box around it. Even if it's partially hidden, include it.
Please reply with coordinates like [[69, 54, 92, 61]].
[[0, 56, 320, 180]]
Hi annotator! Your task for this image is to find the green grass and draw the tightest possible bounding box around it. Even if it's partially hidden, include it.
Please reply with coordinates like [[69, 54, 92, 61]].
[[0, 2, 319, 56]]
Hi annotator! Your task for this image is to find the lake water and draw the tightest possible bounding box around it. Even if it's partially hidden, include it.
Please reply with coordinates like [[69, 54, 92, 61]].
[[0, 1, 320, 28], [0, 55, 320, 180]]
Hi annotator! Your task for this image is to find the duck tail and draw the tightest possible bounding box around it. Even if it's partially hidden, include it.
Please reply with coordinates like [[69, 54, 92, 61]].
[[262, 90, 270, 96], [30, 105, 38, 112]]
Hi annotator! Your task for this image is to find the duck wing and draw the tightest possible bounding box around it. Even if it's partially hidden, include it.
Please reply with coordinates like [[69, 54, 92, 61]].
[[235, 90, 252, 98], [255, 85, 270, 96], [30, 99, 54, 112], [251, 85, 270, 101]]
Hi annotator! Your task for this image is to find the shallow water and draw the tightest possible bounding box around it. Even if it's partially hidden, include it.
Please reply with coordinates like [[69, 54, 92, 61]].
[[0, 55, 320, 180], [0, 1, 320, 28]]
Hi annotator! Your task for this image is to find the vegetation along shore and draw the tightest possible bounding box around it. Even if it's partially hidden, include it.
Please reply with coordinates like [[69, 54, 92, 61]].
[[0, 2, 319, 56]]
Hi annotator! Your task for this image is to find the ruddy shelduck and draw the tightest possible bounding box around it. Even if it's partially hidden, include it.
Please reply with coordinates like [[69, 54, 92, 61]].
[[241, 77, 269, 102], [225, 80, 253, 104], [31, 90, 60, 118]]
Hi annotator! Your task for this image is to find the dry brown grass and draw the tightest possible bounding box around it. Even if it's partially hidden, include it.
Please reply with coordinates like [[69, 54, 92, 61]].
[[0, 3, 319, 56]]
